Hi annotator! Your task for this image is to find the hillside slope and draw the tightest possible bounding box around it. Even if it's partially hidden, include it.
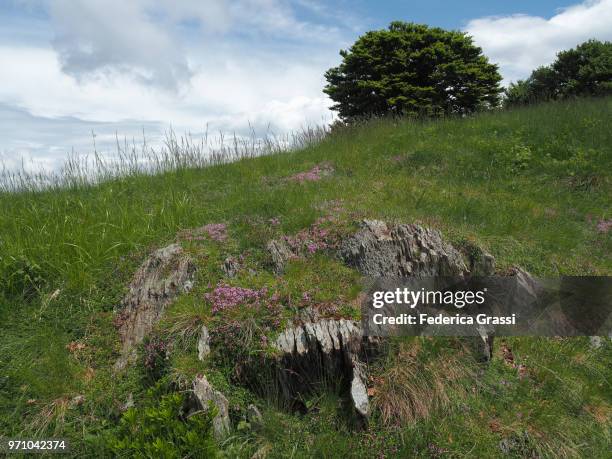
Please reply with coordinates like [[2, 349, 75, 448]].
[[0, 97, 611, 457]]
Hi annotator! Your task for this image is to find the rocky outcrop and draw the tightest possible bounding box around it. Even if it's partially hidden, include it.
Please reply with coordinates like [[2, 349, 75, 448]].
[[339, 220, 470, 277], [114, 244, 196, 371], [273, 313, 373, 418], [192, 374, 230, 439], [340, 220, 503, 361]]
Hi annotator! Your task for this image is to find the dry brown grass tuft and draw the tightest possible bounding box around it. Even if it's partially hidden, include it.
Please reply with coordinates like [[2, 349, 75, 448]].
[[372, 340, 477, 426], [164, 311, 206, 351], [26, 397, 71, 436]]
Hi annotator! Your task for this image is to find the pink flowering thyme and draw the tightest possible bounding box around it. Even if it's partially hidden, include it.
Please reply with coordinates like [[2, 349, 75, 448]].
[[202, 223, 228, 242], [205, 283, 267, 314], [178, 223, 228, 243], [596, 219, 612, 234], [287, 163, 334, 183], [282, 215, 338, 255]]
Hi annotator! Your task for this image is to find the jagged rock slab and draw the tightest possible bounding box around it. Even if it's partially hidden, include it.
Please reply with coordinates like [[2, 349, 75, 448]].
[[114, 243, 196, 370], [340, 220, 502, 361], [509, 267, 543, 306], [339, 220, 469, 277], [192, 374, 230, 439]]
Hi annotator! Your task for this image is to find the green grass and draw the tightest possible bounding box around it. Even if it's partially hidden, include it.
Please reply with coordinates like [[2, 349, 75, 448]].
[[0, 97, 611, 457]]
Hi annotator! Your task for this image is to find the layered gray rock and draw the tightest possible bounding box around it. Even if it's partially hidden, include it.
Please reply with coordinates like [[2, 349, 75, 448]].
[[340, 220, 502, 361], [509, 267, 543, 306], [192, 374, 230, 439], [114, 243, 196, 370], [339, 220, 469, 277], [463, 243, 496, 276]]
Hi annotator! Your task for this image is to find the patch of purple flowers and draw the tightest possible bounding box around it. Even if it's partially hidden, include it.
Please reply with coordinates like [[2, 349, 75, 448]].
[[287, 162, 334, 183], [178, 223, 228, 243], [203, 223, 228, 242], [596, 219, 612, 234], [206, 283, 268, 314], [282, 215, 338, 255]]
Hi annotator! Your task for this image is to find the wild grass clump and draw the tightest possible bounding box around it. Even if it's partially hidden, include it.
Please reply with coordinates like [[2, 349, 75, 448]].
[[371, 338, 478, 426], [0, 125, 329, 193]]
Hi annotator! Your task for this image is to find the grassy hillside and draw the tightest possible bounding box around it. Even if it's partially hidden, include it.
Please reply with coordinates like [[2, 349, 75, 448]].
[[0, 97, 611, 457]]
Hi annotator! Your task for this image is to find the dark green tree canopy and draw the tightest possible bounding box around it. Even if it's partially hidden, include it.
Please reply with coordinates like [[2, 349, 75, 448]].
[[505, 39, 612, 107], [324, 22, 503, 121]]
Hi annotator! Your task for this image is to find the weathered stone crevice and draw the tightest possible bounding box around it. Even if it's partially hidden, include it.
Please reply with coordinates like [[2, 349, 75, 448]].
[[270, 314, 375, 418]]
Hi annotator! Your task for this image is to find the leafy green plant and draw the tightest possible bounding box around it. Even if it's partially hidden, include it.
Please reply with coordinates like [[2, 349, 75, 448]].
[[107, 390, 218, 458], [510, 144, 533, 172], [0, 254, 47, 300]]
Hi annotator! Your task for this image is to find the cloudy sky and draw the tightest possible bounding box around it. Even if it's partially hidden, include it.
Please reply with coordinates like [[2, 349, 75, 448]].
[[1, 0, 611, 171]]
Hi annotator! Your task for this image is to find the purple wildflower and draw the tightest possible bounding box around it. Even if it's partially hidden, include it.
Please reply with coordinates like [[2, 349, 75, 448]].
[[596, 219, 612, 234], [203, 223, 228, 242], [287, 163, 334, 183], [205, 283, 267, 314]]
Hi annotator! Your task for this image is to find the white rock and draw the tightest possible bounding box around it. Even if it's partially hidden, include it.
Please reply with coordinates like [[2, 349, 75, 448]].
[[192, 374, 230, 439], [197, 325, 211, 360], [350, 357, 370, 417]]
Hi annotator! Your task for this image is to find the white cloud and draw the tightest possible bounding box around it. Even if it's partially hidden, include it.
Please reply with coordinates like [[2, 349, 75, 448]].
[[44, 0, 344, 91], [49, 0, 194, 90], [466, 0, 612, 85], [0, 44, 334, 127], [0, 0, 344, 170]]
